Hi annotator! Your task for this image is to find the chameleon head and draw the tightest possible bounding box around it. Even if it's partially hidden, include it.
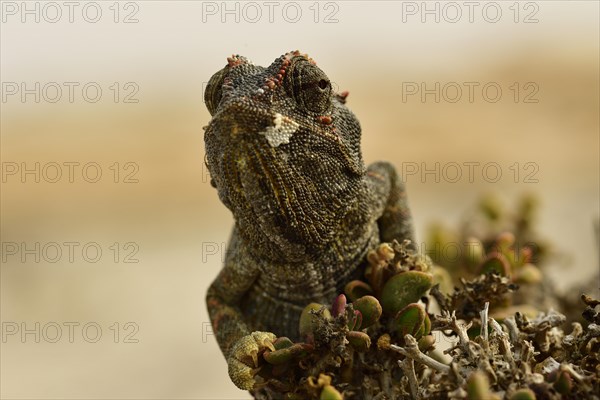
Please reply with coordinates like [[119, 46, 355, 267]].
[[203, 51, 366, 256]]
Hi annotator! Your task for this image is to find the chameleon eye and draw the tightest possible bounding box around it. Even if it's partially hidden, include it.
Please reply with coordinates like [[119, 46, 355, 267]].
[[205, 66, 229, 115], [287, 59, 332, 114]]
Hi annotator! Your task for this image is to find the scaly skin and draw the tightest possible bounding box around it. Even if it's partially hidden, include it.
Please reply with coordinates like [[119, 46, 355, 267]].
[[204, 51, 415, 390]]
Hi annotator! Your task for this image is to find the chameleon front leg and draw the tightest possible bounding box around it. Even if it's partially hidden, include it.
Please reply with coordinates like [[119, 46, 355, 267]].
[[366, 161, 416, 249], [206, 228, 276, 390]]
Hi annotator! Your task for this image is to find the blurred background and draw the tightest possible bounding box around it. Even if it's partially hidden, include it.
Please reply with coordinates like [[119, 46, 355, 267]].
[[1, 1, 598, 399]]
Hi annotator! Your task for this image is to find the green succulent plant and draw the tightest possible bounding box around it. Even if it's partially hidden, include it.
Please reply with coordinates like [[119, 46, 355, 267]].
[[390, 303, 431, 341], [380, 271, 433, 316], [248, 197, 598, 400]]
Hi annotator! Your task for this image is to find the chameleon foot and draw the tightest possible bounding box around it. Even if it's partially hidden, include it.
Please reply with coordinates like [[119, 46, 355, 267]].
[[228, 331, 277, 390]]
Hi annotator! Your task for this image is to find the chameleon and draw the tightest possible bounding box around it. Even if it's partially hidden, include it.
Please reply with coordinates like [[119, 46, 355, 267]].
[[203, 50, 415, 391]]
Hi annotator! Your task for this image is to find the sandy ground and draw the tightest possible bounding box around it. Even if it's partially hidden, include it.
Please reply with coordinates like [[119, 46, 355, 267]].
[[1, 2, 598, 399]]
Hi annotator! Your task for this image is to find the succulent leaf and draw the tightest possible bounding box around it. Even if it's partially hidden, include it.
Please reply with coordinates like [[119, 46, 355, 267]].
[[467, 371, 493, 400], [479, 252, 511, 276], [351, 295, 382, 329], [299, 303, 330, 341], [509, 388, 536, 400], [417, 334, 435, 352], [553, 370, 573, 395], [347, 310, 362, 331], [344, 280, 374, 302], [263, 343, 313, 365], [514, 263, 542, 284], [331, 294, 347, 318], [380, 271, 433, 315], [346, 331, 371, 352], [273, 337, 294, 350], [391, 303, 430, 340], [320, 384, 343, 400]]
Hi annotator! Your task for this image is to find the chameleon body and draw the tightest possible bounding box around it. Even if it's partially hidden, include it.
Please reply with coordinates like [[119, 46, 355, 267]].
[[204, 51, 415, 390]]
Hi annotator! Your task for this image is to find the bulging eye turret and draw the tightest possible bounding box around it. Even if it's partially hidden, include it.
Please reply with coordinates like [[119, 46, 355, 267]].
[[205, 66, 229, 115], [285, 57, 332, 114]]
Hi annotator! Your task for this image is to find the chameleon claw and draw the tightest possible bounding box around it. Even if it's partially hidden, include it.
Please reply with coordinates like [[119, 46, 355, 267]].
[[263, 338, 276, 352], [228, 331, 277, 390]]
